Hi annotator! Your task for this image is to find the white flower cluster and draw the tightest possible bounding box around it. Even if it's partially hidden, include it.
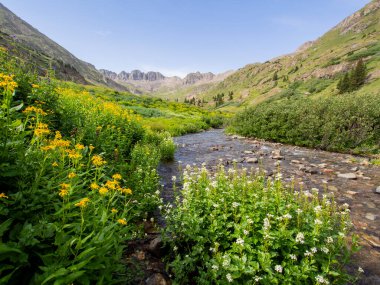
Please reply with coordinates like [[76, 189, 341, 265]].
[[315, 275, 329, 284], [296, 232, 305, 244]]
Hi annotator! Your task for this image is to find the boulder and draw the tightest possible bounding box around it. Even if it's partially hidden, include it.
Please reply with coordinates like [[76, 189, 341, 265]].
[[146, 273, 170, 285], [246, 157, 258, 163], [337, 173, 357, 179]]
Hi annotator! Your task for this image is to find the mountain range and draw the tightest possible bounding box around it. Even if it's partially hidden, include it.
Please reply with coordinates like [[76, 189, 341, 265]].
[[99, 69, 234, 95], [0, 0, 379, 109]]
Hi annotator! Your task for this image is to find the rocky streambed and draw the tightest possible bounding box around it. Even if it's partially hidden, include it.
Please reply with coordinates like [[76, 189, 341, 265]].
[[129, 129, 380, 284]]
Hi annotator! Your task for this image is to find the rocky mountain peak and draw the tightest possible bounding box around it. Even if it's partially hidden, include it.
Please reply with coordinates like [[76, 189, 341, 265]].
[[183, 71, 215, 85], [333, 0, 380, 35]]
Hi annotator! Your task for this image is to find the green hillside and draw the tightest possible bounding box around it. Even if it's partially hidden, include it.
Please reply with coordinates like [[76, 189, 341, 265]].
[[203, 0, 380, 111]]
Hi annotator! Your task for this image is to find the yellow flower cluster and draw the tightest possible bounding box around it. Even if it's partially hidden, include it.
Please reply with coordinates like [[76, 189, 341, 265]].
[[23, 106, 47, 116], [92, 155, 106, 167], [34, 122, 50, 137], [59, 183, 70, 198], [0, 73, 18, 93], [68, 172, 76, 179], [66, 149, 82, 160], [0, 192, 9, 199], [75, 197, 90, 208], [117, 218, 127, 225]]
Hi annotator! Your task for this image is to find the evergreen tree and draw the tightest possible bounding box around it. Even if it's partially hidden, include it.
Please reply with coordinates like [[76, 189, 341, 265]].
[[351, 58, 367, 90], [337, 73, 350, 93]]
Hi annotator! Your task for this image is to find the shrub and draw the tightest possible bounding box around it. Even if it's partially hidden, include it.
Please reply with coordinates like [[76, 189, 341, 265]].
[[229, 92, 380, 154], [162, 164, 360, 284]]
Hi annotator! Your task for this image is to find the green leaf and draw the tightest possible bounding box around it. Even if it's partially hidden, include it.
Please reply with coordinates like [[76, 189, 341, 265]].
[[41, 268, 69, 285], [0, 219, 13, 237]]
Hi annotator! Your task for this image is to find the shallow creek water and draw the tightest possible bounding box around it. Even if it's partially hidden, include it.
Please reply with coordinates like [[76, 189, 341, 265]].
[[158, 129, 380, 284]]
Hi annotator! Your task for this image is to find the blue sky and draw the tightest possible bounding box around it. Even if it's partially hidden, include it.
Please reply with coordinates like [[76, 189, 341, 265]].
[[2, 0, 370, 77]]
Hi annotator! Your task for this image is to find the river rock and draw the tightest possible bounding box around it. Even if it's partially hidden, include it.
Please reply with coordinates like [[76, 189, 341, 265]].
[[360, 159, 370, 166], [375, 186, 380, 194], [148, 236, 164, 257], [318, 163, 327, 168], [328, 185, 338, 192], [246, 157, 258, 163], [346, 190, 358, 196], [146, 273, 169, 285], [244, 150, 253, 154], [351, 166, 359, 172], [365, 213, 376, 221], [291, 160, 301, 164], [305, 167, 318, 174], [337, 173, 357, 179]]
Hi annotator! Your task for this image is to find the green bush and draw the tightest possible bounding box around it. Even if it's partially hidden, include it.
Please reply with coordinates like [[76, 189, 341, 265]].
[[162, 164, 361, 284], [229, 92, 380, 154]]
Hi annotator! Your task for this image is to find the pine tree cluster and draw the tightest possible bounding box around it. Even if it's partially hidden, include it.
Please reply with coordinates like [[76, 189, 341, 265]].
[[337, 59, 367, 94]]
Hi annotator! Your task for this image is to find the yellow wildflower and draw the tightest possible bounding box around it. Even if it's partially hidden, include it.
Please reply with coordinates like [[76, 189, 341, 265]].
[[117, 218, 127, 225], [32, 84, 39, 88], [121, 188, 132, 195], [89, 145, 95, 151], [55, 131, 62, 140], [75, 197, 90, 208], [34, 123, 50, 137], [0, 73, 18, 93], [67, 150, 82, 160], [60, 183, 70, 189], [91, 155, 106, 167], [68, 172, 76, 179], [75, 144, 85, 150], [23, 106, 47, 116], [112, 173, 122, 180], [52, 162, 59, 167], [90, 182, 99, 190], [59, 189, 69, 198], [111, 208, 118, 214], [0, 193, 9, 199], [99, 187, 108, 195], [41, 145, 54, 151], [105, 180, 118, 190]]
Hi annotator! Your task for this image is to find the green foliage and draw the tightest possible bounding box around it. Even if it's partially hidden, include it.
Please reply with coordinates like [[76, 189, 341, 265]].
[[229, 92, 380, 154], [162, 165, 360, 284], [346, 42, 380, 62], [0, 48, 165, 283]]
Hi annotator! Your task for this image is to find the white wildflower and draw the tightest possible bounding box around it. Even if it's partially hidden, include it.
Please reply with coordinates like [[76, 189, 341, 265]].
[[315, 275, 329, 284], [263, 218, 270, 231], [212, 265, 219, 271], [314, 219, 323, 225], [358, 267, 364, 273], [321, 247, 329, 254], [243, 229, 249, 235], [236, 238, 244, 246], [296, 232, 305, 244], [326, 237, 333, 244], [254, 276, 262, 282], [290, 254, 297, 261], [311, 247, 317, 253], [226, 273, 233, 283], [275, 265, 283, 273], [232, 202, 240, 208], [283, 213, 292, 219], [171, 176, 176, 182], [247, 218, 253, 224], [314, 205, 322, 213]]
